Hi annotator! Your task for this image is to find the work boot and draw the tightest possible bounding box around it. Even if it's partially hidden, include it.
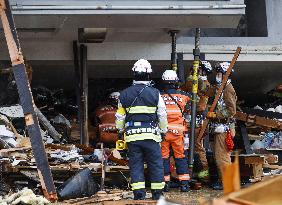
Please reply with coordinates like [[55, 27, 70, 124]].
[[163, 182, 170, 192], [133, 190, 146, 200], [180, 184, 190, 192], [211, 181, 223, 190], [179, 180, 190, 192], [152, 190, 162, 200]]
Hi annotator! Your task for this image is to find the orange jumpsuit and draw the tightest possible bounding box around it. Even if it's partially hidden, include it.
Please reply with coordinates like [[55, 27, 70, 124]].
[[95, 105, 118, 143], [161, 88, 190, 184]]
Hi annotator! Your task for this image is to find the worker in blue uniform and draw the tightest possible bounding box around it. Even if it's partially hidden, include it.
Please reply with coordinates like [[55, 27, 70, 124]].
[[115, 59, 168, 200]]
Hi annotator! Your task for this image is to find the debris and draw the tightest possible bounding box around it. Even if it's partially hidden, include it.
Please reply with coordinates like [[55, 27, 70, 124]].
[[52, 114, 71, 129], [0, 105, 24, 118], [222, 154, 240, 195], [262, 131, 282, 149], [227, 175, 282, 205], [251, 140, 265, 150], [49, 146, 84, 163], [254, 105, 263, 110], [57, 168, 98, 200], [35, 107, 62, 142], [0, 126, 17, 148], [0, 188, 50, 205], [275, 105, 282, 113], [266, 107, 275, 112], [235, 111, 282, 130], [156, 196, 181, 205]]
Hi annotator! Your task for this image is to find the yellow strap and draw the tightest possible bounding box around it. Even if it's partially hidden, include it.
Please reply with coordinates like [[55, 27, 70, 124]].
[[151, 182, 165, 190], [126, 106, 157, 114], [131, 182, 145, 190], [116, 106, 126, 115]]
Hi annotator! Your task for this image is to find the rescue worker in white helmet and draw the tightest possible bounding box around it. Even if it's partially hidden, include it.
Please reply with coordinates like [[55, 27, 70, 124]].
[[95, 92, 120, 144], [206, 62, 237, 190], [115, 59, 168, 200], [160, 70, 191, 192]]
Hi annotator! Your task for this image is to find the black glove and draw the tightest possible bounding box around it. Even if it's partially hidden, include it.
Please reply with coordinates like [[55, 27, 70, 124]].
[[118, 132, 124, 140], [161, 133, 166, 141]]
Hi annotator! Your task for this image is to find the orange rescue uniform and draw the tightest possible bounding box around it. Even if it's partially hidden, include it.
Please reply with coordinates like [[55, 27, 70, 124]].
[[95, 105, 118, 143], [161, 88, 190, 183]]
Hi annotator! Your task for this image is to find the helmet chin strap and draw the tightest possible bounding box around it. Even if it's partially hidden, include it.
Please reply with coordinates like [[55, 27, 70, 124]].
[[215, 75, 222, 85], [199, 75, 207, 81]]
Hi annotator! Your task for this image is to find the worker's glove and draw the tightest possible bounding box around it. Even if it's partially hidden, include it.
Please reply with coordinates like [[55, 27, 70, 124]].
[[206, 111, 216, 119], [161, 133, 166, 141]]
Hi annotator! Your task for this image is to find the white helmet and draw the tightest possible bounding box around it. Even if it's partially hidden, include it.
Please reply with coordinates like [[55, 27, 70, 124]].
[[162, 70, 179, 81], [132, 59, 152, 73], [215, 62, 231, 74], [201, 61, 213, 74], [109, 92, 120, 100]]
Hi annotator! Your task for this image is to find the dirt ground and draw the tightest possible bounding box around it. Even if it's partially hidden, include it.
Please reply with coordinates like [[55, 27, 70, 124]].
[[164, 188, 222, 205]]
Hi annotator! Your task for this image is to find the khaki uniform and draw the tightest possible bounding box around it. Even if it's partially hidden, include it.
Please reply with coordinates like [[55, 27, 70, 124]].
[[182, 75, 211, 170], [210, 82, 237, 171]]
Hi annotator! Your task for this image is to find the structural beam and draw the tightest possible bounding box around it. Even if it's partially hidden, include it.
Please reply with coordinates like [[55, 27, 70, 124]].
[[0, 0, 57, 201]]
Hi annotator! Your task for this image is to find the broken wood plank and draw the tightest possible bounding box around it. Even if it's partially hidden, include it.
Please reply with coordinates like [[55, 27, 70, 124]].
[[0, 147, 31, 157], [45, 144, 73, 151], [222, 154, 240, 195], [264, 154, 279, 164], [235, 111, 282, 130], [263, 164, 282, 169], [103, 200, 157, 205], [228, 175, 282, 205], [243, 155, 265, 165], [0, 0, 57, 200], [62, 193, 123, 205], [248, 134, 262, 141], [35, 107, 62, 141]]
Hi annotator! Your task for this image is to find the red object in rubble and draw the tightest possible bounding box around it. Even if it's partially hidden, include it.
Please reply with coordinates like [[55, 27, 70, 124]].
[[170, 162, 175, 173], [225, 130, 234, 151]]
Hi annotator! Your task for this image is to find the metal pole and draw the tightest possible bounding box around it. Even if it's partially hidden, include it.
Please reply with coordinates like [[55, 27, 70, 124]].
[[177, 53, 185, 83], [73, 41, 81, 133], [0, 0, 57, 201], [188, 28, 200, 174], [169, 30, 178, 71], [79, 44, 89, 146]]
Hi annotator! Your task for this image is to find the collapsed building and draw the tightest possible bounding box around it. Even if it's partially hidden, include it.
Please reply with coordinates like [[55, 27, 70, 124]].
[[0, 0, 282, 204]]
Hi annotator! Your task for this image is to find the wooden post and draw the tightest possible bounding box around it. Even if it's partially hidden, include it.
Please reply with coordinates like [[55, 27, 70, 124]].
[[0, 0, 57, 201]]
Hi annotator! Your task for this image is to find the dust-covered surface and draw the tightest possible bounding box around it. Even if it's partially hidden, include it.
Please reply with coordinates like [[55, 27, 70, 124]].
[[164, 188, 223, 205]]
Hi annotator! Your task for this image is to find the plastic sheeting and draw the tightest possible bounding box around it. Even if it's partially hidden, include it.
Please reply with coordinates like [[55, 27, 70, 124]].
[[262, 131, 282, 149]]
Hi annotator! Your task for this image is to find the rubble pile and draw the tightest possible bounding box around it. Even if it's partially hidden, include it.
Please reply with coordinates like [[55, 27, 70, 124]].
[[0, 188, 50, 205]]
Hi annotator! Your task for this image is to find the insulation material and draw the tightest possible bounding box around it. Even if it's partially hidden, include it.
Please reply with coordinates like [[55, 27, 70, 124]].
[[0, 105, 24, 118], [0, 188, 50, 205]]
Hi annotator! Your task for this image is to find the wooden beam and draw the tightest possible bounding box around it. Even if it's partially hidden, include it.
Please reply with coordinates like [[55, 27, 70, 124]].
[[0, 0, 57, 201], [235, 111, 282, 130]]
